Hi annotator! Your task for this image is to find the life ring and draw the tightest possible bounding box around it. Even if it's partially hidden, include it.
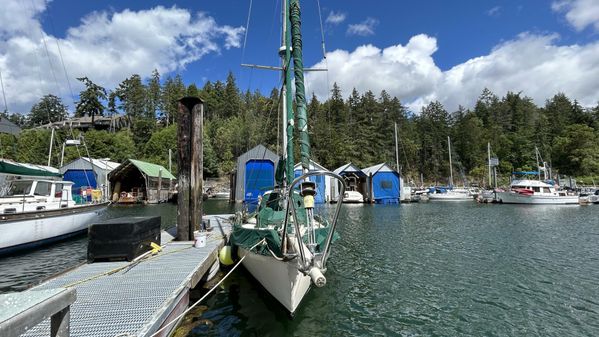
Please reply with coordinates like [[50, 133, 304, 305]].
[[120, 191, 127, 198]]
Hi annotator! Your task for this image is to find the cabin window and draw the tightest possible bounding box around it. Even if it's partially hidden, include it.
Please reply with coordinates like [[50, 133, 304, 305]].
[[542, 187, 551, 193], [54, 184, 64, 198], [6, 181, 33, 196], [533, 187, 540, 192], [34, 182, 52, 196]]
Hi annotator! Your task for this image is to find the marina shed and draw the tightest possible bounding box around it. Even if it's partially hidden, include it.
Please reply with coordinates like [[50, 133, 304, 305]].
[[108, 159, 175, 204], [233, 144, 279, 203], [60, 157, 120, 201], [0, 116, 21, 135], [362, 163, 401, 204], [294, 160, 332, 204], [332, 163, 367, 201]]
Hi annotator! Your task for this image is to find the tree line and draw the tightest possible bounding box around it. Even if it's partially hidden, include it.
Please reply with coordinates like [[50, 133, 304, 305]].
[[2, 69, 599, 186]]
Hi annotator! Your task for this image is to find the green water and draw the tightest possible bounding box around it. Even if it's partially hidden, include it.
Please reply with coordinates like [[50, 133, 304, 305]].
[[184, 202, 599, 337], [2, 201, 598, 336]]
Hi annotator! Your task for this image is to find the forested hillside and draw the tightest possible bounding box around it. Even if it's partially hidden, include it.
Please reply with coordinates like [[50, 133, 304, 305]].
[[2, 70, 598, 186]]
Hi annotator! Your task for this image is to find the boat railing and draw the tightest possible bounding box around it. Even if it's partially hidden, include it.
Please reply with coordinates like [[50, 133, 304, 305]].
[[282, 170, 346, 271]]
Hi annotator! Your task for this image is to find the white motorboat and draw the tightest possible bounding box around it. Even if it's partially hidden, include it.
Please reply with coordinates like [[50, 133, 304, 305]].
[[0, 177, 108, 255], [495, 179, 578, 204], [342, 190, 364, 203]]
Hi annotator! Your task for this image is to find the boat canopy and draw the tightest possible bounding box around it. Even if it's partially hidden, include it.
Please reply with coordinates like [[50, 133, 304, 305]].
[[512, 171, 539, 175], [0, 159, 61, 177]]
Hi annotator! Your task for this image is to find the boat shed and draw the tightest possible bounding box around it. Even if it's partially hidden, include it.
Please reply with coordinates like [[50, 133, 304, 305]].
[[60, 157, 120, 201], [233, 144, 279, 203], [362, 163, 401, 204], [332, 163, 367, 201], [108, 159, 175, 204], [294, 160, 332, 203], [0, 116, 21, 135]]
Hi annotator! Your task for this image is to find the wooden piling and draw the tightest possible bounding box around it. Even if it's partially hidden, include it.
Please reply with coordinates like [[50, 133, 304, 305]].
[[176, 97, 204, 241]]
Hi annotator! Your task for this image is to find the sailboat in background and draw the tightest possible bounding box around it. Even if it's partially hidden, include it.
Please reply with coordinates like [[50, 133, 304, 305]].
[[428, 136, 473, 201], [231, 0, 346, 315]]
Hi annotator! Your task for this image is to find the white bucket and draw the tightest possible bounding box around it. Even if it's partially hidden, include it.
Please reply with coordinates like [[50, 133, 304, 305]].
[[194, 232, 206, 248]]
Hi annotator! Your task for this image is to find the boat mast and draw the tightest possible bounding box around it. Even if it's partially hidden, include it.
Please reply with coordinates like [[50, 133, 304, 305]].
[[289, 0, 311, 172], [448, 136, 453, 187], [47, 127, 55, 167], [394, 122, 400, 175], [488, 142, 491, 188], [535, 146, 540, 181], [282, 0, 294, 185]]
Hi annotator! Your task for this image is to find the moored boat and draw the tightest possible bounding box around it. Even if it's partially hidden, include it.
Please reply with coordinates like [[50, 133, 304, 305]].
[[0, 176, 108, 255], [230, 0, 346, 315], [495, 179, 578, 204]]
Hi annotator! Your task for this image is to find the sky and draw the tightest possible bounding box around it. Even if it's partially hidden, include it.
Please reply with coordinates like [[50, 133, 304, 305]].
[[1, 0, 599, 115]]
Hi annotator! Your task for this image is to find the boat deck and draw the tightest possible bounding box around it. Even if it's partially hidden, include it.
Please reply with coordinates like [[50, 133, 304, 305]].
[[19, 214, 233, 337]]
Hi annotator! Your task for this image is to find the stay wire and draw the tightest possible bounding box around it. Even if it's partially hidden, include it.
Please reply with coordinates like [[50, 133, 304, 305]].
[[0, 69, 8, 112]]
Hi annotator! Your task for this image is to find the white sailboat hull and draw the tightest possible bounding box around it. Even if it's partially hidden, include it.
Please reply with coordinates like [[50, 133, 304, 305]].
[[496, 192, 579, 204], [428, 192, 472, 201], [238, 246, 312, 314], [0, 203, 107, 254]]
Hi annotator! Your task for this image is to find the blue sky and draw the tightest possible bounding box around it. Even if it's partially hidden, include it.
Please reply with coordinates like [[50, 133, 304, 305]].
[[1, 0, 599, 114]]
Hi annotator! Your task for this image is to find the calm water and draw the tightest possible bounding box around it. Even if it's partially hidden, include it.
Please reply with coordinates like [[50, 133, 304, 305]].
[[2, 201, 599, 336]]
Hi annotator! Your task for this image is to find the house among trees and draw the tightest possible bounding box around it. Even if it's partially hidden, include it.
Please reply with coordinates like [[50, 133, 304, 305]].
[[37, 115, 130, 132], [108, 159, 175, 204]]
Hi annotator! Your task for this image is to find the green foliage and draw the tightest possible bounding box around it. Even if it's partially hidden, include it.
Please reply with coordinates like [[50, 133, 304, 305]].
[[15, 129, 52, 164], [12, 70, 599, 186], [75, 77, 107, 121], [28, 94, 68, 127]]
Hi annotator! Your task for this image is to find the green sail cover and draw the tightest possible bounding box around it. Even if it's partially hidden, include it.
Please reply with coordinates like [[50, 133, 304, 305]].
[[289, 0, 311, 170], [0, 159, 61, 177]]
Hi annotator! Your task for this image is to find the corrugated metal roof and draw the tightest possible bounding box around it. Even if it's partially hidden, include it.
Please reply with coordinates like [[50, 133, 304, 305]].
[[129, 159, 176, 179], [362, 163, 397, 176], [60, 157, 120, 174], [293, 160, 329, 172], [0, 116, 20, 135]]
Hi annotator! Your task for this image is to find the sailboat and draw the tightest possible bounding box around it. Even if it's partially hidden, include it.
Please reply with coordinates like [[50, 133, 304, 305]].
[[428, 136, 473, 201], [230, 0, 346, 315]]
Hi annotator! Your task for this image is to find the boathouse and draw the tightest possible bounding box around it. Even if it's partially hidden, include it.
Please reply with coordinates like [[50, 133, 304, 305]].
[[233, 144, 279, 203], [294, 160, 332, 203], [108, 159, 175, 204], [362, 163, 401, 204], [332, 163, 367, 201], [60, 157, 120, 201], [0, 116, 21, 135]]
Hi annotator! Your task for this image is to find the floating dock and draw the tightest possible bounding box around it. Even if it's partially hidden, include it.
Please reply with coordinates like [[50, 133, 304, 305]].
[[12, 214, 232, 337]]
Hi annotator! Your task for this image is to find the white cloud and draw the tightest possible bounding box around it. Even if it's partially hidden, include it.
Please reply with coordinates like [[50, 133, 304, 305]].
[[487, 6, 501, 17], [305, 33, 599, 112], [325, 11, 346, 25], [552, 0, 599, 31], [347, 18, 378, 36], [0, 3, 244, 113]]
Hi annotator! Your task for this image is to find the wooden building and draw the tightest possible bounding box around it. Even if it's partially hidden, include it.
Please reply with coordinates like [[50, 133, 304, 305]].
[[108, 159, 175, 204]]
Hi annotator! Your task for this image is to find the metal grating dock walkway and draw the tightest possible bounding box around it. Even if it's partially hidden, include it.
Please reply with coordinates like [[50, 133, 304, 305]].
[[21, 214, 233, 337]]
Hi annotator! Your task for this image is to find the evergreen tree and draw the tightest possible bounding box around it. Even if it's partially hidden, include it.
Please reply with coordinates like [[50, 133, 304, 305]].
[[75, 77, 107, 125], [28, 94, 68, 127]]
